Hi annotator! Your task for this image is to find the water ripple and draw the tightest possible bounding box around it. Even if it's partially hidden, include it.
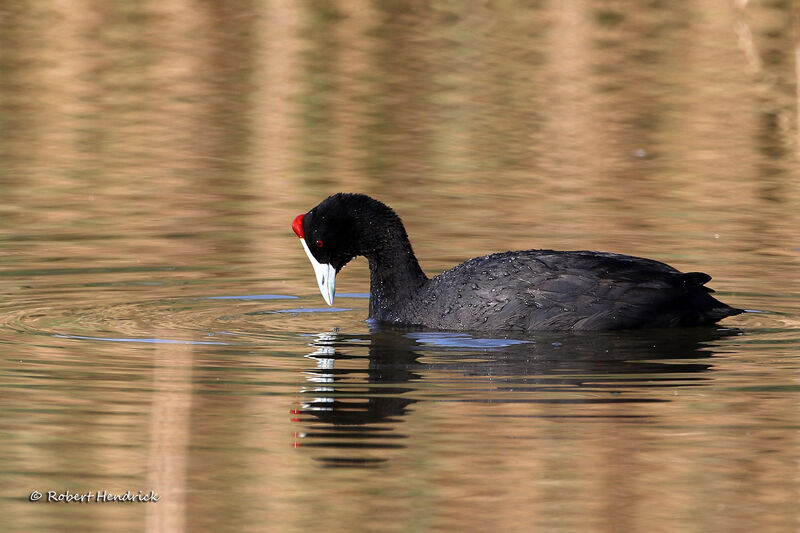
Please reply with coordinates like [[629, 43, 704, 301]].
[[52, 334, 229, 345], [0, 292, 361, 347]]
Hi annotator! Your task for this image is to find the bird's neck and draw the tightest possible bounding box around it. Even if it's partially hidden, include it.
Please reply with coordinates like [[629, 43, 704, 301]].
[[358, 212, 427, 321]]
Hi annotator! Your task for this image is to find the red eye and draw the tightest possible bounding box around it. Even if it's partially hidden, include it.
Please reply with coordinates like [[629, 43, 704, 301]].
[[315, 240, 323, 248]]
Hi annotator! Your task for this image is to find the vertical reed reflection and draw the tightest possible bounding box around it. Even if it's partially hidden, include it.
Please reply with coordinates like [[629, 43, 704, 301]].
[[0, 0, 797, 274], [146, 341, 192, 533]]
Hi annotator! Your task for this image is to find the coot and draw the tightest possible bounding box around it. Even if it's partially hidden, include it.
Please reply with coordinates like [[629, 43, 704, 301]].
[[291, 193, 742, 331]]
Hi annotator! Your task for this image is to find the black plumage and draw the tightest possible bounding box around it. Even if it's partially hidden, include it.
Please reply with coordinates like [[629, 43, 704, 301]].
[[295, 193, 742, 331]]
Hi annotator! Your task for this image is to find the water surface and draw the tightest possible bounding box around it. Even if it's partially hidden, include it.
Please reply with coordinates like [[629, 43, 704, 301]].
[[1, 1, 799, 532]]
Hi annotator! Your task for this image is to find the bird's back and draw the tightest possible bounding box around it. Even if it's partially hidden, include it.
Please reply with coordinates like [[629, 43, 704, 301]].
[[394, 250, 741, 331]]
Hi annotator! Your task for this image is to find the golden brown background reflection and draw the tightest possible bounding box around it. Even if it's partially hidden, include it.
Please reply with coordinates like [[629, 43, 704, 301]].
[[0, 1, 798, 532]]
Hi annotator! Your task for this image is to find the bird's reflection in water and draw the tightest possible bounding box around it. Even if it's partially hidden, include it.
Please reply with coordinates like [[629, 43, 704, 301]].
[[293, 331, 419, 468], [293, 326, 741, 468]]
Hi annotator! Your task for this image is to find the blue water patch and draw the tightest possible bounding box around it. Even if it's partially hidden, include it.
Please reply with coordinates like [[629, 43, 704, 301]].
[[271, 307, 353, 314], [205, 294, 299, 300], [407, 332, 530, 349], [53, 334, 229, 345]]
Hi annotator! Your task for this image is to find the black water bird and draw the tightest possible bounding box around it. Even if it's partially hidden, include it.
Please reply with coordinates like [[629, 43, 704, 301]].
[[291, 193, 742, 331]]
